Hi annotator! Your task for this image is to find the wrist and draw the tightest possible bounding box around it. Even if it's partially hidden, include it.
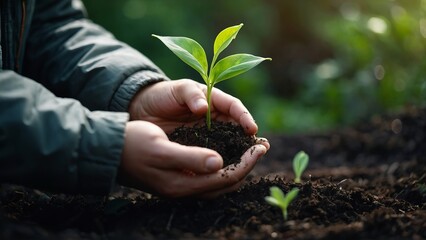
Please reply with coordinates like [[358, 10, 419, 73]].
[[109, 70, 169, 113]]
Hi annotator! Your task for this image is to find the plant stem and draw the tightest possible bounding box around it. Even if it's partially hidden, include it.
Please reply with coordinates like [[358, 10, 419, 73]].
[[295, 177, 301, 183], [206, 84, 213, 130], [205, 53, 217, 131], [283, 209, 288, 221]]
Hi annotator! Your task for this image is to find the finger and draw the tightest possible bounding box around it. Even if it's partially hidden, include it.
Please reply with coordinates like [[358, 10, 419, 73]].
[[210, 88, 258, 135], [152, 145, 266, 198], [186, 144, 266, 194], [173, 80, 208, 115], [256, 137, 270, 150], [144, 168, 244, 198], [151, 138, 223, 173]]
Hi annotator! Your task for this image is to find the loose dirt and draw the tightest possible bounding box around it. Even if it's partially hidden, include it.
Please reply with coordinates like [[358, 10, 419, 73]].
[[1, 106, 425, 240]]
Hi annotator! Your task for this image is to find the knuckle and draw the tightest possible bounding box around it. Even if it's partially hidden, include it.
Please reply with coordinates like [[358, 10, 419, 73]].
[[231, 98, 243, 109], [177, 79, 194, 89]]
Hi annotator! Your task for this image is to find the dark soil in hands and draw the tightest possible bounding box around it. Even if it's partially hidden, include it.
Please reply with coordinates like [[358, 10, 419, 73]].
[[167, 121, 256, 167], [0, 106, 425, 240]]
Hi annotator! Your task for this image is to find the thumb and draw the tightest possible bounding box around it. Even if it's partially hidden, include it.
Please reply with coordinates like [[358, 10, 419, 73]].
[[155, 138, 223, 173], [174, 80, 208, 114]]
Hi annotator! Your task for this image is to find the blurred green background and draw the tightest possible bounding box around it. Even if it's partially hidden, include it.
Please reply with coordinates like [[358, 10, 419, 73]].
[[82, 0, 426, 134]]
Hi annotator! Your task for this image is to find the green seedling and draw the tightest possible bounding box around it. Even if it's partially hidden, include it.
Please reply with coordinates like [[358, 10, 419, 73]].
[[293, 151, 309, 183], [153, 23, 271, 129], [265, 186, 299, 220]]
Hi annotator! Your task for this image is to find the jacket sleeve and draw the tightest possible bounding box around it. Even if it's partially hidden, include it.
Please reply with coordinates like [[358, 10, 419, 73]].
[[23, 0, 169, 112], [0, 71, 127, 195]]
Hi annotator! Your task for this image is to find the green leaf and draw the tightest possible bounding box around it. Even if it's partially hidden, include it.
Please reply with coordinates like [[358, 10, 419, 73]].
[[212, 24, 243, 66], [265, 196, 280, 206], [152, 35, 208, 81], [210, 54, 271, 83], [293, 151, 309, 183], [269, 186, 285, 202], [283, 188, 299, 206]]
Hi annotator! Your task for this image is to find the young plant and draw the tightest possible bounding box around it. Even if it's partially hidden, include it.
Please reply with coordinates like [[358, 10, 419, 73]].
[[293, 151, 309, 183], [153, 23, 271, 129], [265, 186, 299, 220]]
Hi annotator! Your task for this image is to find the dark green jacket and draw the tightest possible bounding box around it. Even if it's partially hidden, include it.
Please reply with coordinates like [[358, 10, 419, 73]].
[[0, 0, 168, 194]]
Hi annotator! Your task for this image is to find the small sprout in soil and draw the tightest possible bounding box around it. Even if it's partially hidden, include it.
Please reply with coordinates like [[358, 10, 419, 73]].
[[153, 24, 271, 129], [265, 186, 299, 220], [293, 151, 309, 183]]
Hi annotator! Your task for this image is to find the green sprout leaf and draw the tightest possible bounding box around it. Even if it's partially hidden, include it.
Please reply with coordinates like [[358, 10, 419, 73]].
[[152, 35, 208, 81], [265, 186, 299, 220], [153, 24, 271, 130], [212, 23, 244, 67], [283, 187, 299, 206], [210, 54, 272, 83], [269, 185, 286, 201], [293, 151, 309, 183], [265, 196, 280, 205]]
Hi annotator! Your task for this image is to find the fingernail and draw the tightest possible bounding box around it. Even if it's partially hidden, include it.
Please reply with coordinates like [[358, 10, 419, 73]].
[[256, 138, 270, 150], [206, 157, 221, 171]]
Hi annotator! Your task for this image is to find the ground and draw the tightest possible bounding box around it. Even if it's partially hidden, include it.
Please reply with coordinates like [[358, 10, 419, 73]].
[[1, 106, 425, 240]]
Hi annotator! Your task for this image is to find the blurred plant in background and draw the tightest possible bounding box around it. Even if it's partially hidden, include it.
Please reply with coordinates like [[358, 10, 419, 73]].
[[83, 0, 426, 134]]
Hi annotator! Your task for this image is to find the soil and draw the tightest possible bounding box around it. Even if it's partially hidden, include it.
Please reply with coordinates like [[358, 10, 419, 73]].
[[167, 121, 256, 167], [1, 106, 425, 240]]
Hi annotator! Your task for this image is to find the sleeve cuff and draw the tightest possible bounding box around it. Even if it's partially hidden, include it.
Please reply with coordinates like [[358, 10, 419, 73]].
[[109, 70, 170, 112], [76, 111, 128, 195]]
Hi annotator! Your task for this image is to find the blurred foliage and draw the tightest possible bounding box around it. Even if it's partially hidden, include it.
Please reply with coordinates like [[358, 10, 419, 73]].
[[83, 0, 426, 134]]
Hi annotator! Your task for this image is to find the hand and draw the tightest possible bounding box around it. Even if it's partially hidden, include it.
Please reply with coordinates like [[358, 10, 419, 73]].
[[121, 79, 270, 198], [128, 79, 258, 135], [118, 120, 268, 198]]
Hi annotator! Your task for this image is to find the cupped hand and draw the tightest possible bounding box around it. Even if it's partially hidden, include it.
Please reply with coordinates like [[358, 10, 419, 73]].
[[128, 79, 258, 135], [118, 121, 268, 198], [121, 79, 270, 198]]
